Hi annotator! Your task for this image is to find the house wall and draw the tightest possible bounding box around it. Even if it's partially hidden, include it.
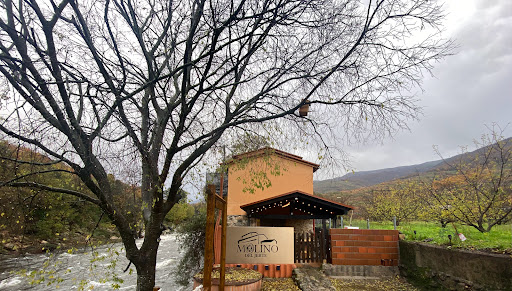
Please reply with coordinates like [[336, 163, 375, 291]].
[[227, 155, 314, 216]]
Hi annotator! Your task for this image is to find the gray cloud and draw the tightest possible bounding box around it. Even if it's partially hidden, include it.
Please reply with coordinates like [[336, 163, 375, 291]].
[[322, 0, 512, 177]]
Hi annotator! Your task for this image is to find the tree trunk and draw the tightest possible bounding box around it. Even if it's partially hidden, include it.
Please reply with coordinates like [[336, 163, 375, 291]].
[[135, 246, 159, 291]]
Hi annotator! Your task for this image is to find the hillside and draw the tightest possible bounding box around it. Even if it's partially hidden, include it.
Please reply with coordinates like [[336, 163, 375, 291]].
[[314, 137, 512, 194], [314, 160, 442, 193], [0, 141, 136, 254]]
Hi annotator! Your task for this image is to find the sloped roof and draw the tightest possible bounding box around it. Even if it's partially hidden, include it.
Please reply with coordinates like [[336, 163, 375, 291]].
[[227, 147, 320, 172], [240, 190, 353, 219]]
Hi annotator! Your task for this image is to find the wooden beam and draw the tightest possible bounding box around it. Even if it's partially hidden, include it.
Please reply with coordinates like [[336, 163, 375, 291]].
[[322, 219, 327, 263], [215, 194, 226, 209], [219, 174, 226, 290]]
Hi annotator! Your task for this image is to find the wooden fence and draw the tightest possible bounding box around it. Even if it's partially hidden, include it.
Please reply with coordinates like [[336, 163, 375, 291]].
[[294, 230, 331, 263]]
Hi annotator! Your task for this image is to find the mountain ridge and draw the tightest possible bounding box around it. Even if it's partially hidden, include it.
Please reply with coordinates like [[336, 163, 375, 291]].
[[314, 137, 512, 194], [314, 160, 442, 193]]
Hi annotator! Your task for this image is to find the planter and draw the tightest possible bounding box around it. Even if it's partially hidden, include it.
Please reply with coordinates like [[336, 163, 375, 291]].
[[193, 267, 263, 291]]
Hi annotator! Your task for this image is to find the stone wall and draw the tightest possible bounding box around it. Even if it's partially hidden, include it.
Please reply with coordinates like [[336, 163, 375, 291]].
[[285, 219, 314, 233], [227, 215, 313, 231], [322, 264, 399, 278], [399, 241, 512, 290], [226, 215, 250, 226], [330, 229, 399, 266], [293, 266, 336, 291]]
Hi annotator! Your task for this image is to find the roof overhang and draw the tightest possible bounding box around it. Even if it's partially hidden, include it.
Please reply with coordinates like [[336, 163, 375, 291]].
[[240, 190, 353, 220], [225, 147, 320, 172]]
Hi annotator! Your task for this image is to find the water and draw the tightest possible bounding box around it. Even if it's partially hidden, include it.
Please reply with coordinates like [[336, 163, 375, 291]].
[[0, 234, 190, 290]]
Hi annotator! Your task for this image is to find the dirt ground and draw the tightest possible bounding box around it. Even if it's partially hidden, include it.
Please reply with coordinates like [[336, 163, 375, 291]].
[[261, 278, 300, 291], [330, 277, 419, 291], [262, 276, 419, 291]]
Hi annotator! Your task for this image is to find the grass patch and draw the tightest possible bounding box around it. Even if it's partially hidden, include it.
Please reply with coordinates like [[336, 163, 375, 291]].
[[345, 220, 512, 253]]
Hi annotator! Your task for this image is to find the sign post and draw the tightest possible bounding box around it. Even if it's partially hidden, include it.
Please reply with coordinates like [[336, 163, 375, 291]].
[[203, 183, 227, 290]]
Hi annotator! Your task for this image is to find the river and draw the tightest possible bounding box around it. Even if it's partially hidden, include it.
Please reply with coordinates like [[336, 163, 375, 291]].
[[0, 234, 191, 290]]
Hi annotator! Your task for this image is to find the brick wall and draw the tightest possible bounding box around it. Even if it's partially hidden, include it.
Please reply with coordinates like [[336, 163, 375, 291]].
[[330, 229, 399, 266]]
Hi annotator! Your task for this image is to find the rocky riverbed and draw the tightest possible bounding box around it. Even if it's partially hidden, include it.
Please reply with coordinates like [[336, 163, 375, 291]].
[[0, 234, 190, 290]]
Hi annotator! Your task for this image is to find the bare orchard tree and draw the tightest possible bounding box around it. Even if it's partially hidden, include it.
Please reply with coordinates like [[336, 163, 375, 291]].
[[365, 180, 425, 226], [425, 127, 512, 233], [0, 0, 452, 289]]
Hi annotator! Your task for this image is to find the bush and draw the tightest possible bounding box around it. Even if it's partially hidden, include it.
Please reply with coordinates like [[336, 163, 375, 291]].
[[172, 203, 207, 286]]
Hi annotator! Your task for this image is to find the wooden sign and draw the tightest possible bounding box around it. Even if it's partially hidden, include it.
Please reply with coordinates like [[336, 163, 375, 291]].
[[226, 226, 294, 264]]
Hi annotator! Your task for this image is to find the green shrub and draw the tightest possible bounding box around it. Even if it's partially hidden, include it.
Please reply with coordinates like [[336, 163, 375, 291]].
[[173, 203, 207, 286]]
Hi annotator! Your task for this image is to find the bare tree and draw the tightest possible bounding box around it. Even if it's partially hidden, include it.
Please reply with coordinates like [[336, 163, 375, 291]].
[[425, 127, 512, 233], [0, 0, 452, 289]]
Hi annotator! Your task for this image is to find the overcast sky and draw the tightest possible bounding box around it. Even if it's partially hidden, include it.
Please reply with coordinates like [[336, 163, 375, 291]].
[[314, 0, 512, 178]]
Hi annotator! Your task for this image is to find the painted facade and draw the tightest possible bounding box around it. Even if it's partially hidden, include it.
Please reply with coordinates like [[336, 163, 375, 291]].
[[225, 148, 319, 217]]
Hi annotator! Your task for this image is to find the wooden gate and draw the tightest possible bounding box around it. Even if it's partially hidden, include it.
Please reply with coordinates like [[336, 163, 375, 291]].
[[294, 230, 331, 263]]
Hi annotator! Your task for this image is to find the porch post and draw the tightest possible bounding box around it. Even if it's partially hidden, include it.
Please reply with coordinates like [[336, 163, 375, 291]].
[[322, 219, 327, 263]]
